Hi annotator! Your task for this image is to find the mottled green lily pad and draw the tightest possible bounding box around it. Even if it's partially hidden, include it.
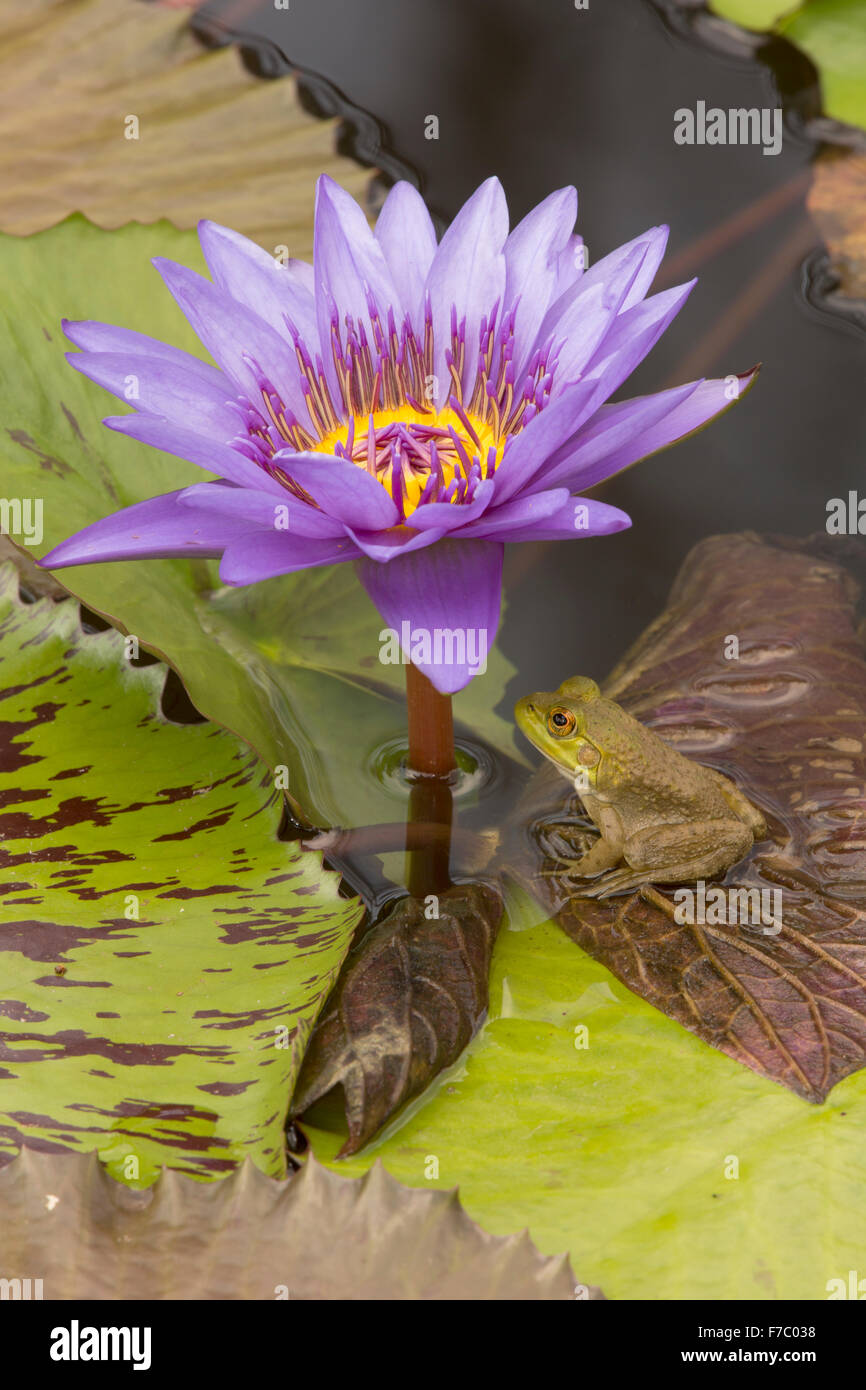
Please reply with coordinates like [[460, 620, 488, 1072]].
[[0, 564, 362, 1183]]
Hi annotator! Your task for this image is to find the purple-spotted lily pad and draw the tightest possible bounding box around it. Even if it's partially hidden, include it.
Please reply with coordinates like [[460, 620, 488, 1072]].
[[0, 564, 362, 1182]]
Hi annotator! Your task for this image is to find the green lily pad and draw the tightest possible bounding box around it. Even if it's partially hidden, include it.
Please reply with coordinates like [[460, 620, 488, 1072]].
[[780, 0, 866, 131], [711, 0, 866, 132], [709, 0, 802, 30], [0, 564, 363, 1184], [305, 885, 866, 1300], [0, 215, 521, 834]]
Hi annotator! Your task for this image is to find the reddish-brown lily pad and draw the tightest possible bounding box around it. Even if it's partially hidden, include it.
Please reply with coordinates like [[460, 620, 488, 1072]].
[[508, 533, 866, 1102]]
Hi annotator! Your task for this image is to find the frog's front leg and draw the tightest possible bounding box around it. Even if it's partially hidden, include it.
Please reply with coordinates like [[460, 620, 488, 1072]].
[[565, 797, 625, 877], [539, 824, 623, 880], [539, 801, 625, 880], [580, 817, 753, 898], [567, 834, 624, 877]]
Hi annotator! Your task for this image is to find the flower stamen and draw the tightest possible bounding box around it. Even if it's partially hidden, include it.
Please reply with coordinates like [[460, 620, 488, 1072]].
[[234, 291, 558, 518]]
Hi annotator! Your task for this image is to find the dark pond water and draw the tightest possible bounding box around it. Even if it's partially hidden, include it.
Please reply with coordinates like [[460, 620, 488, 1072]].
[[195, 0, 865, 898]]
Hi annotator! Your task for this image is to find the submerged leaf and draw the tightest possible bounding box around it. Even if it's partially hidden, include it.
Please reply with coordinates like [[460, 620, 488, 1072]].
[[0, 0, 371, 254], [508, 533, 866, 1102], [808, 150, 866, 300], [292, 883, 504, 1154], [0, 1147, 591, 1299], [0, 565, 362, 1181]]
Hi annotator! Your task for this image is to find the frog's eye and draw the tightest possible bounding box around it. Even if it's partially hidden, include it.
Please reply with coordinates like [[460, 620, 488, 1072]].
[[547, 707, 577, 737]]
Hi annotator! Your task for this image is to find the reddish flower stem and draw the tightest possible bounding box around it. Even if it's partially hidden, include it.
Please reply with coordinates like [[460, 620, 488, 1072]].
[[405, 661, 456, 777], [405, 662, 455, 896]]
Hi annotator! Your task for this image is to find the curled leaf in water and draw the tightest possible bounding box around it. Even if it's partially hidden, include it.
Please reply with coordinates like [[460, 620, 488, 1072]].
[[291, 882, 503, 1155]]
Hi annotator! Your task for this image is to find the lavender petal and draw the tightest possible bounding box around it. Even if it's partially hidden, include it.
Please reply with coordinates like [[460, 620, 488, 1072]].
[[39, 491, 250, 568], [374, 182, 438, 332], [356, 538, 504, 693], [219, 530, 360, 584]]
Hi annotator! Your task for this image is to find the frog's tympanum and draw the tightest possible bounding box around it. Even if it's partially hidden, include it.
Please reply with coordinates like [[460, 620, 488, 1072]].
[[515, 676, 767, 898]]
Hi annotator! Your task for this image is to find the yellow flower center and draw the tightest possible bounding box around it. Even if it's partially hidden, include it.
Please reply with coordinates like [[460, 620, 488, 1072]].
[[313, 405, 506, 518]]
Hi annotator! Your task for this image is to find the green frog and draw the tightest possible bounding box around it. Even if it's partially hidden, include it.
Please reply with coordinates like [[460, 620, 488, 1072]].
[[514, 676, 767, 898]]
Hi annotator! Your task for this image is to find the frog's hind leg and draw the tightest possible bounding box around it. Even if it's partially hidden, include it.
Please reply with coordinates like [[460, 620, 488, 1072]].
[[708, 769, 768, 839], [580, 818, 753, 899]]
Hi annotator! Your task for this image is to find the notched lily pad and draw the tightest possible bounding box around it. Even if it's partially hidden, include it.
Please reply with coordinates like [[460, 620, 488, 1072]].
[[0, 564, 363, 1180], [0, 0, 371, 254], [292, 882, 504, 1154], [0, 1146, 594, 1300], [508, 533, 866, 1102]]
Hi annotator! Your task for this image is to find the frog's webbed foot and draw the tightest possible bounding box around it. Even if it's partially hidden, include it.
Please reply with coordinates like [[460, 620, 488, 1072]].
[[533, 824, 596, 880], [578, 867, 652, 899], [537, 859, 590, 883], [538, 836, 624, 889], [537, 822, 594, 856]]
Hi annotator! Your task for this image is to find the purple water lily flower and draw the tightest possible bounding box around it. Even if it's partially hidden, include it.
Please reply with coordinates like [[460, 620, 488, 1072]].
[[42, 175, 754, 693]]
